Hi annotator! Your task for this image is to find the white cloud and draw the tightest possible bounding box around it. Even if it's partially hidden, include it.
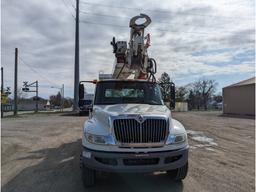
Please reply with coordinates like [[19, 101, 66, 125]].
[[1, 0, 255, 98]]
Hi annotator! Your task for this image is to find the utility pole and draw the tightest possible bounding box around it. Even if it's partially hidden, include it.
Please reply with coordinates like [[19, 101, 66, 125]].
[[1, 67, 3, 94], [35, 80, 38, 112], [62, 84, 64, 112], [14, 48, 18, 116], [73, 0, 80, 111], [1, 67, 3, 118]]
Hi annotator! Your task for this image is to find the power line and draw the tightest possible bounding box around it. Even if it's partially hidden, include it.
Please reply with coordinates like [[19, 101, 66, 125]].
[[68, 0, 76, 6], [80, 1, 254, 20], [79, 11, 248, 34], [81, 20, 127, 28], [2, 48, 71, 57], [80, 19, 252, 36], [18, 56, 59, 87], [81, 1, 141, 11], [80, 20, 210, 35], [67, 0, 76, 6], [60, 0, 76, 19], [80, 10, 130, 19], [68, 0, 76, 10]]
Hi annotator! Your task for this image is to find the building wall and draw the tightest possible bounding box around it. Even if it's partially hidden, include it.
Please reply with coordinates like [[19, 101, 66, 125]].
[[18, 103, 46, 111], [18, 100, 47, 111], [223, 84, 255, 116], [174, 102, 188, 112]]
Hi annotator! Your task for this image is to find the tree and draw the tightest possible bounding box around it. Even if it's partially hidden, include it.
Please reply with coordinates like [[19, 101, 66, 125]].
[[49, 92, 62, 106], [49, 93, 73, 108], [187, 90, 195, 110], [213, 94, 223, 103], [188, 79, 218, 110], [200, 79, 217, 110], [176, 86, 188, 102], [158, 72, 171, 101], [63, 97, 73, 108]]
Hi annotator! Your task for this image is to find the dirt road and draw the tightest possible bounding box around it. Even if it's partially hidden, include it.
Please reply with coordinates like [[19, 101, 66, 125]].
[[1, 112, 255, 192]]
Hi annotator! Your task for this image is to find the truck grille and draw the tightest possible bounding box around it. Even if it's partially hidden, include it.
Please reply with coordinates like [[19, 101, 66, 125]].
[[113, 118, 168, 145]]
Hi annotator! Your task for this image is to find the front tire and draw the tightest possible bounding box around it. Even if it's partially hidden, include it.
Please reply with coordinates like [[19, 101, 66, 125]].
[[82, 166, 95, 187], [168, 162, 188, 181], [79, 111, 84, 116], [175, 162, 188, 180]]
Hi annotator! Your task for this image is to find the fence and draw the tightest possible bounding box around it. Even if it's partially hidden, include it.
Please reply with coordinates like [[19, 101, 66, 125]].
[[1, 104, 13, 112], [174, 102, 188, 112]]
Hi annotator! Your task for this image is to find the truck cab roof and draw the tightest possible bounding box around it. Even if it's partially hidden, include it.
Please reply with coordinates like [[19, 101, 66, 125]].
[[97, 79, 157, 83]]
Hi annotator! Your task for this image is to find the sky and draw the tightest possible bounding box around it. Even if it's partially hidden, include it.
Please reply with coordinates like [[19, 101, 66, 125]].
[[1, 0, 255, 99]]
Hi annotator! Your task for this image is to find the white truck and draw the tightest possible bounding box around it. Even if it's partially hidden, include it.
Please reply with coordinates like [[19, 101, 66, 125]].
[[79, 14, 189, 187]]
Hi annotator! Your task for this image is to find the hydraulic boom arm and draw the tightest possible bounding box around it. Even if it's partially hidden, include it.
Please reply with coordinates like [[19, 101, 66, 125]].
[[111, 14, 157, 81]]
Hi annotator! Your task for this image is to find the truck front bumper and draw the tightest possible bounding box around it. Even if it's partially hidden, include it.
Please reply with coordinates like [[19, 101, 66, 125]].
[[80, 146, 189, 173]]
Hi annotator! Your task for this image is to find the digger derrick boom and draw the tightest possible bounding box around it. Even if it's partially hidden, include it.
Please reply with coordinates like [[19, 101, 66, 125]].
[[111, 14, 157, 81]]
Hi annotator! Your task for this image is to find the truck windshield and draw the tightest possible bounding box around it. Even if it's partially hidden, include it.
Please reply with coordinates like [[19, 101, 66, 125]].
[[94, 81, 164, 105]]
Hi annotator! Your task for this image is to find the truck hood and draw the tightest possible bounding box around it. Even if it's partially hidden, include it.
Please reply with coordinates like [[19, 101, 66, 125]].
[[86, 104, 170, 134], [94, 104, 170, 117], [84, 103, 185, 137]]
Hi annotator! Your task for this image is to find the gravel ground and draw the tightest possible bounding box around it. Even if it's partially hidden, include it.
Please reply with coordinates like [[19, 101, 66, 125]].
[[1, 111, 255, 192]]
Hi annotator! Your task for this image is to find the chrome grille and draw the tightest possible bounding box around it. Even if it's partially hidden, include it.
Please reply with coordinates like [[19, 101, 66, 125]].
[[113, 118, 168, 145]]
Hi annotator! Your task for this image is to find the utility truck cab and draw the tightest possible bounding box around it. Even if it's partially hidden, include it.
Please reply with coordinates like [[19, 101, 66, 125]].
[[80, 79, 189, 186]]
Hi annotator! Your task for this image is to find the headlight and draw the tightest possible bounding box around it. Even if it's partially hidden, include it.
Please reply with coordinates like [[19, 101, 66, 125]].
[[85, 133, 115, 145], [166, 133, 187, 145]]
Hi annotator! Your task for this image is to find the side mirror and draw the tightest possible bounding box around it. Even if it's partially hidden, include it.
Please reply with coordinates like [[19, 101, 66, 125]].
[[170, 82, 175, 110], [79, 84, 84, 100]]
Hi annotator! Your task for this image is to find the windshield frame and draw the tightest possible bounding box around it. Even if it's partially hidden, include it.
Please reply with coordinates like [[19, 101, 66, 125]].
[[94, 81, 164, 105]]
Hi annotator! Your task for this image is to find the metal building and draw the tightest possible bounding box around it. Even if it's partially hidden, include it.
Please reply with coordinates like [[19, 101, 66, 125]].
[[223, 77, 255, 116]]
